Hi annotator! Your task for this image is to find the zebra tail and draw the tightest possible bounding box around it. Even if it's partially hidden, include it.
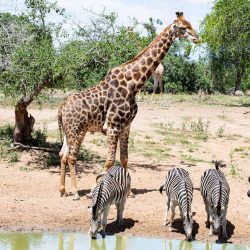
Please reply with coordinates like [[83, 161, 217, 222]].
[[92, 181, 104, 220], [214, 160, 226, 170], [159, 184, 165, 194]]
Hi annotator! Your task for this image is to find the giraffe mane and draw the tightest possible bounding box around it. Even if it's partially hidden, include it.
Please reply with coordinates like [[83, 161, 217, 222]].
[[118, 24, 172, 69]]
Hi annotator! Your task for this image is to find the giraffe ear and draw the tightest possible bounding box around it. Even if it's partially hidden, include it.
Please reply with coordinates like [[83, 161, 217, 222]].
[[176, 12, 184, 19]]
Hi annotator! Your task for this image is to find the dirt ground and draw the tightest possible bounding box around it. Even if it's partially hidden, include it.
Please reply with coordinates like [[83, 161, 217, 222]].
[[0, 97, 249, 244]]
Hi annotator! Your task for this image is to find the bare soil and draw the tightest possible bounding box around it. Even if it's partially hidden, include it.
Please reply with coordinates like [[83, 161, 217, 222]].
[[0, 97, 249, 243]]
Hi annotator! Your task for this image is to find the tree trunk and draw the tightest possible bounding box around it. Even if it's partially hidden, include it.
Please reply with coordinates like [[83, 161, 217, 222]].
[[13, 80, 49, 143], [14, 99, 35, 143], [234, 67, 243, 93]]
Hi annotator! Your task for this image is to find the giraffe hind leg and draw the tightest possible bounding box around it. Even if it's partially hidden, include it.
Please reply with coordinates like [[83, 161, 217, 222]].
[[59, 135, 69, 196], [67, 131, 86, 200]]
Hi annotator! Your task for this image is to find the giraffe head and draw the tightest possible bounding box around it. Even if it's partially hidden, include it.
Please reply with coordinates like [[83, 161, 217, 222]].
[[173, 12, 199, 44]]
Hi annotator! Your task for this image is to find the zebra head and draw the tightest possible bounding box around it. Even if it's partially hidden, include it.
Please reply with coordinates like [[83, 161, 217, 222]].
[[88, 205, 101, 239], [211, 213, 221, 234], [183, 214, 193, 240]]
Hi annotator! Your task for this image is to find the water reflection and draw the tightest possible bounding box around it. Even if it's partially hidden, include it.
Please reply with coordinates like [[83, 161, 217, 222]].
[[0, 232, 248, 250]]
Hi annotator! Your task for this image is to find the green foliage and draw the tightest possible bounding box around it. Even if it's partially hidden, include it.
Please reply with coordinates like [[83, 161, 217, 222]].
[[1, 38, 56, 99], [201, 0, 250, 91], [56, 9, 150, 89], [0, 125, 20, 163], [0, 124, 14, 140], [78, 148, 94, 162], [0, 0, 65, 102], [163, 41, 212, 93], [32, 127, 47, 147]]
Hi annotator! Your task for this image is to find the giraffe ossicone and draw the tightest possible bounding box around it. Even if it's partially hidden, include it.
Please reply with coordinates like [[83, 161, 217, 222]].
[[58, 12, 199, 200]]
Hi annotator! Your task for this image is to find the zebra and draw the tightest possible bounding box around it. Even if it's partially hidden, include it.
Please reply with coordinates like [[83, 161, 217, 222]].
[[159, 168, 194, 240], [200, 161, 230, 238], [88, 165, 131, 239]]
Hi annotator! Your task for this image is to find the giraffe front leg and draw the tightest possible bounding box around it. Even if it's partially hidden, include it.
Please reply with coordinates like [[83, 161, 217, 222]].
[[104, 128, 119, 170], [119, 124, 131, 168]]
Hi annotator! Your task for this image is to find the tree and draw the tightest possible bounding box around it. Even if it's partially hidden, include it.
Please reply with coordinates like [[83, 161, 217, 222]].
[[0, 0, 64, 143], [201, 0, 250, 92], [57, 9, 149, 90]]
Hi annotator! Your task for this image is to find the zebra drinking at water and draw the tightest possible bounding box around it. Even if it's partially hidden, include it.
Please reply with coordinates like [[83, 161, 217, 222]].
[[88, 165, 131, 239], [159, 168, 194, 240], [200, 161, 230, 238]]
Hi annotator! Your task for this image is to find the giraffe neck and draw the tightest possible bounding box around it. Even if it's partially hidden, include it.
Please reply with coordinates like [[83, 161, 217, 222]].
[[119, 23, 177, 91]]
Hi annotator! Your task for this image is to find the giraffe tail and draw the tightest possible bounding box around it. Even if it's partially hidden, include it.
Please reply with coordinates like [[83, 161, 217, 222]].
[[58, 106, 63, 145]]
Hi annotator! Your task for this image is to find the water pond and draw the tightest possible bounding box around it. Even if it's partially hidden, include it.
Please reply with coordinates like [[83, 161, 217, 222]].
[[0, 232, 249, 250]]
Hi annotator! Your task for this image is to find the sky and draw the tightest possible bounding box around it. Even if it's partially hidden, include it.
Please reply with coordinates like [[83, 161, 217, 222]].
[[0, 0, 213, 32]]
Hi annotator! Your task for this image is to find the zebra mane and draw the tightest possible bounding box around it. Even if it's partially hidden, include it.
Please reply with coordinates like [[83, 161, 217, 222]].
[[217, 179, 222, 216], [92, 181, 104, 220], [184, 181, 190, 221]]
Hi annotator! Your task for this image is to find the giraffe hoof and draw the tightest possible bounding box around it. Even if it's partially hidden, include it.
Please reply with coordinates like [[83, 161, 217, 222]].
[[61, 192, 68, 197], [60, 189, 68, 197], [73, 192, 80, 200], [168, 227, 173, 232]]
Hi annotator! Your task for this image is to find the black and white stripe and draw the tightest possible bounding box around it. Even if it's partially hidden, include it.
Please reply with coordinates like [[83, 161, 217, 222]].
[[200, 162, 230, 238], [159, 168, 193, 240], [89, 165, 131, 239]]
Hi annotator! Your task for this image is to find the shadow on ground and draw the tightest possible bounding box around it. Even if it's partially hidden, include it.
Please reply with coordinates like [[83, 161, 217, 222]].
[[215, 220, 235, 244], [105, 218, 138, 235], [130, 188, 158, 196], [169, 218, 199, 239]]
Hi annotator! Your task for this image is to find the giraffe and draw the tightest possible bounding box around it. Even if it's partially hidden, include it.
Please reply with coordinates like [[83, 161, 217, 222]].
[[138, 63, 164, 99], [58, 12, 199, 200], [151, 62, 164, 98]]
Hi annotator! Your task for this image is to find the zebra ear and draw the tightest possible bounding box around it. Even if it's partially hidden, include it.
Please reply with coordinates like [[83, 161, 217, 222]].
[[192, 212, 196, 217]]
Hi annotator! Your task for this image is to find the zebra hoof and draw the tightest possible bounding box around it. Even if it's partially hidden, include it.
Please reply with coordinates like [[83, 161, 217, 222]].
[[222, 234, 228, 239], [73, 192, 80, 200], [163, 220, 170, 226], [86, 192, 92, 199]]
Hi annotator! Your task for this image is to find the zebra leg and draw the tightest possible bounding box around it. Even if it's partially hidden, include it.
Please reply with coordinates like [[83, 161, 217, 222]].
[[208, 207, 213, 236], [101, 205, 111, 238], [205, 202, 210, 228], [179, 206, 183, 218], [116, 198, 126, 225], [222, 208, 228, 239], [168, 201, 176, 232], [163, 197, 170, 226]]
